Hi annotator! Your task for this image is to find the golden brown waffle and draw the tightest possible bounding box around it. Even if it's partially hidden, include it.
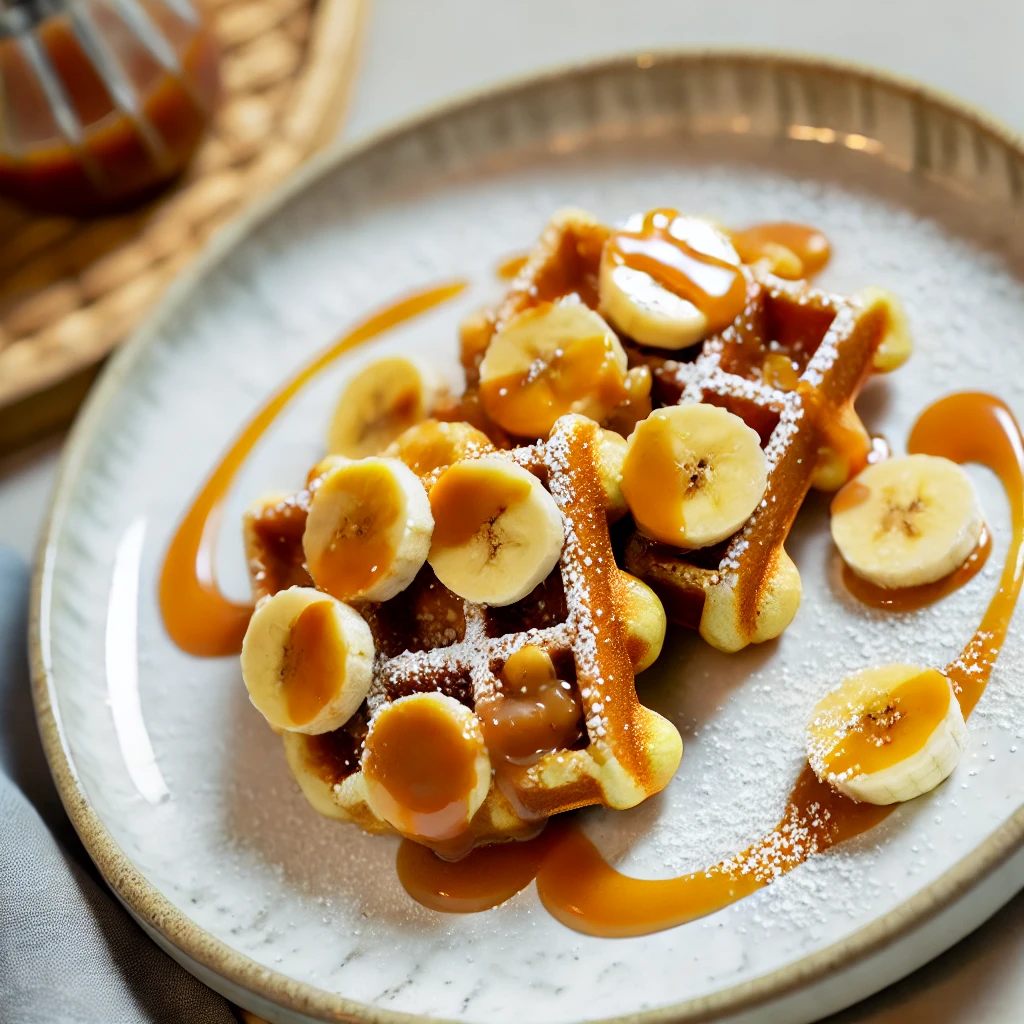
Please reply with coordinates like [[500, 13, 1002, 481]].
[[472, 209, 902, 652], [625, 271, 898, 651], [244, 413, 682, 846]]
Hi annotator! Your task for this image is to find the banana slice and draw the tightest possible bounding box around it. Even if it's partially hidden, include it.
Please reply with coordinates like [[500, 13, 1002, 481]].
[[384, 419, 493, 479], [730, 222, 831, 280], [362, 692, 491, 843], [281, 731, 356, 821], [857, 286, 912, 372], [428, 455, 564, 606], [621, 404, 768, 549], [595, 426, 629, 521], [240, 587, 374, 735], [599, 213, 743, 350], [478, 298, 629, 438], [303, 457, 433, 603], [327, 356, 447, 457], [807, 665, 968, 804], [830, 454, 983, 589]]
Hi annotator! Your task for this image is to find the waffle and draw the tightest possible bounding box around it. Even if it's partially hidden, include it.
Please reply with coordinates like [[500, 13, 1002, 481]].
[[244, 413, 682, 848], [626, 272, 898, 651], [470, 209, 903, 652]]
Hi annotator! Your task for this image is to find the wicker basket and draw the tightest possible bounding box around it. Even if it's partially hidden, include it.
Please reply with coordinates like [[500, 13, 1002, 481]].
[[0, 0, 365, 453]]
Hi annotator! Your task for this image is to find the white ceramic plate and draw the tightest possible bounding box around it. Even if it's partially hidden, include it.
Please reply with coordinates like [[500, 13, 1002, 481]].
[[32, 54, 1024, 1024]]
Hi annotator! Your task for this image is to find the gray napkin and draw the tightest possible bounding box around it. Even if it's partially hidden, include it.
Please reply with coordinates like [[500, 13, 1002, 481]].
[[0, 546, 237, 1024]]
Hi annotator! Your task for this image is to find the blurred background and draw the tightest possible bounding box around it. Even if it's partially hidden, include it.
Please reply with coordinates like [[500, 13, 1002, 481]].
[[1, 1, 1022, 1022]]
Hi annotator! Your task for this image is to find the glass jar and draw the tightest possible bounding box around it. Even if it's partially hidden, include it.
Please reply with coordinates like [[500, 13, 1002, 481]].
[[0, 0, 218, 214]]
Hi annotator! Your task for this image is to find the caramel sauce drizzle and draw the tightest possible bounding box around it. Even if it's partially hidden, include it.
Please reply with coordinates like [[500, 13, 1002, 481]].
[[307, 462, 403, 602], [606, 209, 748, 333], [731, 222, 832, 279], [842, 528, 992, 612], [281, 601, 345, 727], [478, 646, 584, 766], [398, 392, 1024, 937], [428, 463, 531, 549], [363, 698, 481, 847], [478, 328, 629, 439], [497, 253, 530, 280], [818, 668, 950, 779], [159, 282, 466, 656], [761, 352, 801, 392], [618, 412, 693, 545]]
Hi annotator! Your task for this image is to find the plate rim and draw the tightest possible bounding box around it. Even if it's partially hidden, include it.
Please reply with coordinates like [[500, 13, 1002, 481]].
[[29, 48, 1024, 1024]]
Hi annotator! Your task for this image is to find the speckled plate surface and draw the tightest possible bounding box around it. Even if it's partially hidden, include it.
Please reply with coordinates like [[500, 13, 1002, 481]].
[[32, 53, 1024, 1024]]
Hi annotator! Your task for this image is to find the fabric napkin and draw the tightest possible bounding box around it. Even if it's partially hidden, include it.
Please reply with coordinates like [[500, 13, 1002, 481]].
[[0, 545, 237, 1024]]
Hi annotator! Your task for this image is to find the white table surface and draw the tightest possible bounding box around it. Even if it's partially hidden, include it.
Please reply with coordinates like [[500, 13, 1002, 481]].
[[4, 1, 1024, 1019]]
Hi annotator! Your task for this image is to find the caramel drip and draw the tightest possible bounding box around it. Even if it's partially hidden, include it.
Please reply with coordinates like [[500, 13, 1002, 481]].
[[429, 465, 531, 549], [762, 352, 801, 392], [281, 601, 343, 726], [398, 392, 1024, 937], [478, 647, 583, 765], [908, 393, 1024, 716], [619, 413, 688, 544], [801, 387, 872, 480], [606, 209, 747, 333], [388, 421, 491, 478], [731, 222, 832, 279], [497, 253, 530, 280], [830, 480, 871, 515], [400, 769, 888, 937], [842, 528, 991, 612], [818, 669, 950, 779], [158, 282, 466, 656], [479, 332, 629, 439], [307, 462, 402, 601], [363, 698, 480, 845], [397, 827, 556, 913]]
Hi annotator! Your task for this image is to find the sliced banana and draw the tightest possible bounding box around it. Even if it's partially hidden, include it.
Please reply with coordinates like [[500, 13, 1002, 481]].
[[428, 455, 564, 606], [599, 213, 743, 350], [281, 731, 354, 821], [621, 404, 768, 549], [478, 298, 629, 438], [830, 454, 983, 589], [729, 222, 831, 280], [595, 426, 629, 521], [240, 587, 374, 735], [807, 664, 968, 805], [303, 456, 433, 603], [857, 286, 912, 372], [327, 356, 447, 457], [362, 692, 491, 842], [384, 419, 493, 479]]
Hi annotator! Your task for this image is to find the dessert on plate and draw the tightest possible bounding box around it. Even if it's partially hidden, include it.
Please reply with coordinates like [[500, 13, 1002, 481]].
[[241, 411, 680, 858], [234, 203, 963, 857], [156, 198, 1024, 933]]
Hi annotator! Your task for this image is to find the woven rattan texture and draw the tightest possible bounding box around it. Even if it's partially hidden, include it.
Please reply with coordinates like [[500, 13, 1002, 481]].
[[0, 0, 364, 411]]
